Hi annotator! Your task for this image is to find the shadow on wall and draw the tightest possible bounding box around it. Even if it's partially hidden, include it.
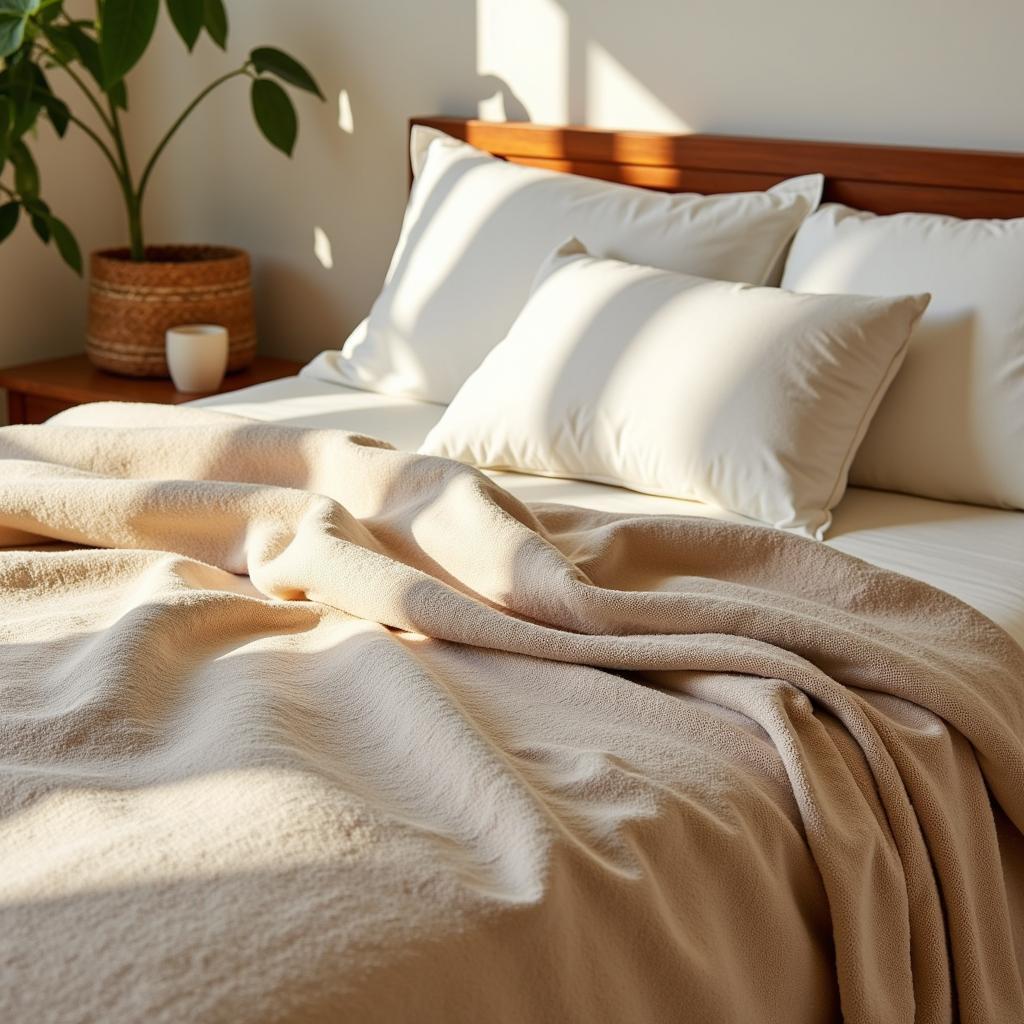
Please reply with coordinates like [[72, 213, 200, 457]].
[[474, 74, 530, 123]]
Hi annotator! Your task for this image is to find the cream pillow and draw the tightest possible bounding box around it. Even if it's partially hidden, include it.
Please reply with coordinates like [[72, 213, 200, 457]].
[[307, 128, 823, 405], [422, 239, 929, 538], [782, 203, 1024, 509]]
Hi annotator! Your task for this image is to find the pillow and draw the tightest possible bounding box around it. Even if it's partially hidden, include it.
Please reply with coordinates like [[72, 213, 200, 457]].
[[308, 127, 824, 405], [782, 203, 1024, 509], [421, 239, 929, 538]]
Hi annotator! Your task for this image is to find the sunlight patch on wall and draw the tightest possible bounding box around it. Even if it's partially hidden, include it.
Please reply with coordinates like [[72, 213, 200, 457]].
[[476, 0, 567, 122], [314, 227, 334, 270], [586, 42, 690, 133], [338, 89, 355, 134]]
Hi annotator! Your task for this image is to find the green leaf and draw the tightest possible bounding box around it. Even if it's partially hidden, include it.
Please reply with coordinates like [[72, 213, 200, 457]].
[[10, 138, 38, 196], [0, 1, 38, 60], [41, 90, 68, 134], [0, 14, 27, 60], [202, 0, 226, 49], [99, 0, 159, 87], [3, 53, 40, 137], [37, 0, 60, 25], [24, 195, 47, 241], [30, 211, 48, 241], [250, 47, 324, 100], [31, 64, 69, 136], [110, 79, 128, 109], [0, 200, 18, 242], [251, 77, 296, 157], [11, 95, 39, 137], [0, 99, 10, 170], [49, 214, 82, 274], [166, 0, 201, 50]]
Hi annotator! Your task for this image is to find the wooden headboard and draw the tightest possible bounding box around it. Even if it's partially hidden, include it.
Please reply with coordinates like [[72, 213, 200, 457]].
[[412, 116, 1024, 220]]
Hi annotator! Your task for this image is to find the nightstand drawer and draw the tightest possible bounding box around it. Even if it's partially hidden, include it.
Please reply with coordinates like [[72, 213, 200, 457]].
[[6, 392, 75, 425]]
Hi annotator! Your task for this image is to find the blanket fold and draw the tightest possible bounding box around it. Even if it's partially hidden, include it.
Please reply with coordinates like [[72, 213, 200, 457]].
[[1, 403, 1023, 1024]]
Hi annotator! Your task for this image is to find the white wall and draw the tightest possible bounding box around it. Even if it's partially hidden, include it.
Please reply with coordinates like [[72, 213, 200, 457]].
[[3, 0, 1024, 410]]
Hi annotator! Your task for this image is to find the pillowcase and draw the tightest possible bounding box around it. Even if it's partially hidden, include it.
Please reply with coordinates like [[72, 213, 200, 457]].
[[310, 127, 823, 405], [422, 239, 929, 538], [782, 203, 1024, 509]]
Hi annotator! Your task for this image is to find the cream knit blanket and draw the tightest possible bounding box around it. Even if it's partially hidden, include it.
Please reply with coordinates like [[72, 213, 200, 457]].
[[1, 402, 1023, 1024]]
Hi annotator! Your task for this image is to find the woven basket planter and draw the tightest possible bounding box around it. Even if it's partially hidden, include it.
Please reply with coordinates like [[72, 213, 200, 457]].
[[87, 245, 257, 378]]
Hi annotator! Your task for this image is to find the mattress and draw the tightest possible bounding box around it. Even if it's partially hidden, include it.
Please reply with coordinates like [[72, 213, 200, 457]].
[[195, 375, 1024, 646]]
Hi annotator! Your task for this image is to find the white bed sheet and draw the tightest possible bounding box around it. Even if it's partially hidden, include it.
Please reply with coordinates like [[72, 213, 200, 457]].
[[194, 376, 1024, 646]]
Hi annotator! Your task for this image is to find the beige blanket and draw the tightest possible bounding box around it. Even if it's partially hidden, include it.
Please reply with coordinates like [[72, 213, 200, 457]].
[[1, 403, 1023, 1024]]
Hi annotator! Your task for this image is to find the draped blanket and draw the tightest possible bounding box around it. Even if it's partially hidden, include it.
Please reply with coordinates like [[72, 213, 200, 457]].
[[1, 403, 1023, 1024]]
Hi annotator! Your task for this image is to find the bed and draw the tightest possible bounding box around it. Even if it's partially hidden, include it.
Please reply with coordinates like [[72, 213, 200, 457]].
[[3, 118, 1024, 1024]]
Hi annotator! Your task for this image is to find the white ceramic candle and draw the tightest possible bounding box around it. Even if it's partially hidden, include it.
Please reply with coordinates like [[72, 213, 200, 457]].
[[166, 324, 229, 393]]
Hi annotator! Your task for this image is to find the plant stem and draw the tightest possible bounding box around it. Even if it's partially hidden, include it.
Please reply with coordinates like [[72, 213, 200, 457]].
[[105, 98, 144, 260], [20, 79, 125, 193], [36, 43, 143, 257], [125, 191, 144, 261], [137, 66, 250, 205], [37, 46, 116, 135]]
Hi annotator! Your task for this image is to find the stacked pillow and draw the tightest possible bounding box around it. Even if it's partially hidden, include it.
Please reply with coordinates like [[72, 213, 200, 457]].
[[421, 239, 928, 538], [308, 127, 823, 405]]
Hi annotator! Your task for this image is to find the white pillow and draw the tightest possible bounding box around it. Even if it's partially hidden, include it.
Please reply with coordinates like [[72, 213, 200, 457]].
[[782, 203, 1024, 509], [422, 239, 929, 538], [312, 128, 823, 405]]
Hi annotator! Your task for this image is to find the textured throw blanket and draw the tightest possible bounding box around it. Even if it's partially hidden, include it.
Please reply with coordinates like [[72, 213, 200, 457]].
[[2, 403, 1023, 1024]]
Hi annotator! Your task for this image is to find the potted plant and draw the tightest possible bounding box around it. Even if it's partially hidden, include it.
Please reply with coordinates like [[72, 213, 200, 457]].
[[0, 0, 323, 376]]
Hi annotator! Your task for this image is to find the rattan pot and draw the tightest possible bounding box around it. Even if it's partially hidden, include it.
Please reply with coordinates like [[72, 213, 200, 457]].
[[87, 245, 257, 378]]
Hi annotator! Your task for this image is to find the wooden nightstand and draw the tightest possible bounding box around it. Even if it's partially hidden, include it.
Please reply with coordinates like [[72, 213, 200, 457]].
[[0, 354, 304, 425]]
